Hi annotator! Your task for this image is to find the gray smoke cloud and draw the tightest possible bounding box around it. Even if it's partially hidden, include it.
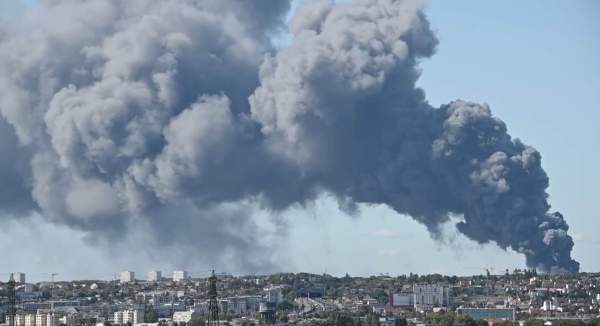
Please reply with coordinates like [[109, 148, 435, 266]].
[[0, 0, 579, 273]]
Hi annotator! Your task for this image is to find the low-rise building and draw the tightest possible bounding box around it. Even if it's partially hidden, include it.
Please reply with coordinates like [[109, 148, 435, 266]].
[[390, 292, 414, 307], [173, 310, 202, 323], [457, 308, 516, 321], [224, 295, 262, 315]]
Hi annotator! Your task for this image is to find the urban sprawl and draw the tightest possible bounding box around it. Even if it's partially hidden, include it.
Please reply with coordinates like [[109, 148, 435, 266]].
[[1, 269, 600, 326]]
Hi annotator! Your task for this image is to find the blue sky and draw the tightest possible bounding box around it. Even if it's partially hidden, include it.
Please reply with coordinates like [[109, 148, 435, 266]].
[[286, 0, 600, 277], [418, 0, 600, 271], [0, 0, 598, 281]]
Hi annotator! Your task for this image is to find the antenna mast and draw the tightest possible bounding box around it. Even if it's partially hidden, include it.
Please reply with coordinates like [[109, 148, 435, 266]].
[[207, 270, 219, 326], [7, 274, 16, 326]]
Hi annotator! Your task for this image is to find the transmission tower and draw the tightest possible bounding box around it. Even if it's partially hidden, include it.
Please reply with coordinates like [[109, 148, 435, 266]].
[[207, 270, 219, 326], [7, 273, 16, 326]]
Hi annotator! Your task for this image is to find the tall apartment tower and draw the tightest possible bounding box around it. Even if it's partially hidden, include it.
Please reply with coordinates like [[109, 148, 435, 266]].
[[119, 271, 135, 283], [173, 270, 189, 282], [413, 284, 453, 309], [115, 309, 144, 324], [147, 271, 162, 282], [13, 272, 26, 284], [35, 313, 58, 326]]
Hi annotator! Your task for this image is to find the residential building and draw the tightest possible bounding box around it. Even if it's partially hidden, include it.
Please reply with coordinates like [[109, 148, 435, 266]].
[[35, 313, 58, 326], [120, 271, 135, 283], [259, 302, 276, 324], [220, 296, 262, 315], [113, 311, 124, 324], [114, 309, 144, 324], [173, 270, 188, 282], [36, 314, 47, 326], [390, 292, 414, 307], [14, 272, 26, 283], [413, 284, 453, 310], [457, 308, 515, 321], [24, 314, 36, 326], [379, 317, 398, 326], [124, 309, 144, 324], [173, 310, 202, 323], [12, 314, 25, 326], [147, 271, 162, 282], [264, 285, 285, 303]]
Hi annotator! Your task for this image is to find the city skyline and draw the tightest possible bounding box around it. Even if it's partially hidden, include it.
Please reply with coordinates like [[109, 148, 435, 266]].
[[1, 269, 599, 325], [0, 0, 598, 282]]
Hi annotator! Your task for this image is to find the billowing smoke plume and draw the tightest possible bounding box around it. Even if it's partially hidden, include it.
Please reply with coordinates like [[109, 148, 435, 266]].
[[0, 0, 579, 273]]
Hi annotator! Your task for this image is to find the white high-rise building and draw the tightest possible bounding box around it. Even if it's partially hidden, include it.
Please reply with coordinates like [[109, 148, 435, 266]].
[[119, 271, 135, 283], [132, 309, 144, 324], [6, 314, 55, 326], [148, 271, 162, 282], [48, 313, 58, 326], [115, 309, 144, 324], [23, 314, 36, 326], [36, 314, 47, 326], [264, 285, 285, 303], [14, 314, 26, 326], [173, 270, 189, 282], [35, 313, 58, 326], [14, 272, 26, 283], [113, 311, 124, 324], [413, 284, 453, 309], [6, 314, 41, 326], [173, 310, 202, 323]]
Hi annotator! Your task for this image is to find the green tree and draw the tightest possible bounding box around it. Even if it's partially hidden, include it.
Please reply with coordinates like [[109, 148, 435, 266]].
[[188, 318, 206, 326], [497, 321, 519, 326], [395, 318, 407, 326], [277, 301, 294, 312], [367, 314, 379, 326], [587, 319, 600, 326], [335, 313, 356, 326], [279, 314, 289, 323], [145, 307, 159, 323], [524, 319, 544, 326]]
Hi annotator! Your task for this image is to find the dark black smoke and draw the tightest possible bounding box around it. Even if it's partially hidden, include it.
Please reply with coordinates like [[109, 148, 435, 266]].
[[0, 0, 579, 273]]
